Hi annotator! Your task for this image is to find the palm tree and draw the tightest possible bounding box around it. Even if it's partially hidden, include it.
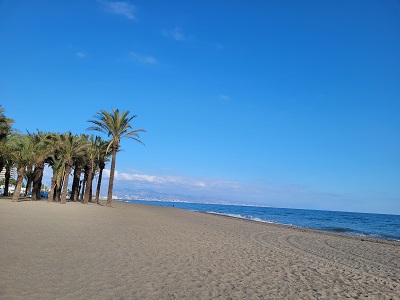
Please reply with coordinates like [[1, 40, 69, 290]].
[[83, 135, 103, 204], [68, 134, 90, 202], [29, 130, 51, 201], [0, 106, 14, 173], [0, 106, 14, 141], [47, 155, 64, 202], [21, 132, 47, 198], [58, 132, 88, 204], [94, 138, 111, 204], [2, 155, 15, 197], [24, 166, 34, 197], [70, 153, 86, 202], [0, 136, 15, 197], [43, 132, 62, 202], [87, 108, 145, 207], [7, 134, 35, 202], [80, 164, 89, 200]]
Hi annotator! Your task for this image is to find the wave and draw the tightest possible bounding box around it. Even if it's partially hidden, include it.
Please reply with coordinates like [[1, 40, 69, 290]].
[[205, 212, 400, 241], [205, 211, 295, 226], [123, 200, 400, 242], [321, 226, 400, 241]]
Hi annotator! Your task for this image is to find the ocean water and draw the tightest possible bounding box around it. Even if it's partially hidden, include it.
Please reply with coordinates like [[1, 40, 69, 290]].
[[122, 200, 400, 241]]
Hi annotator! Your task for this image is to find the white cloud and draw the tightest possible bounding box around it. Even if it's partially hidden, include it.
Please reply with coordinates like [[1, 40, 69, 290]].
[[91, 168, 350, 210], [219, 94, 230, 101], [102, 169, 244, 191], [116, 171, 207, 188], [130, 52, 157, 64], [99, 1, 136, 20], [118, 173, 168, 183], [163, 27, 185, 41], [75, 51, 86, 58]]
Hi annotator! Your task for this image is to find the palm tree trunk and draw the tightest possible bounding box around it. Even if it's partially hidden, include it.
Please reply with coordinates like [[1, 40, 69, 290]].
[[70, 166, 81, 202], [80, 180, 86, 200], [89, 183, 93, 202], [36, 167, 44, 200], [83, 165, 94, 204], [24, 180, 32, 197], [24, 167, 33, 197], [32, 161, 44, 201], [56, 186, 61, 202], [61, 163, 71, 204], [48, 174, 57, 202], [3, 166, 11, 196], [106, 146, 117, 207], [80, 165, 89, 200], [95, 166, 104, 204], [12, 167, 25, 202], [56, 172, 64, 202], [26, 183, 32, 197], [77, 179, 83, 200]]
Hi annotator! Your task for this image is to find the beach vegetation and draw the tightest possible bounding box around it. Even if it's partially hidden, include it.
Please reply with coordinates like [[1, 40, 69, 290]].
[[70, 140, 87, 202], [58, 132, 89, 204], [87, 108, 145, 207], [94, 137, 111, 204], [7, 134, 35, 202], [0, 106, 15, 177], [28, 130, 51, 201], [0, 106, 14, 141], [0, 144, 16, 197], [0, 106, 143, 205], [83, 135, 100, 204]]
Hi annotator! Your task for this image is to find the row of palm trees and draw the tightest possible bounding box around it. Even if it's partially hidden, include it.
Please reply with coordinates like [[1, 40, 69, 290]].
[[0, 107, 145, 207]]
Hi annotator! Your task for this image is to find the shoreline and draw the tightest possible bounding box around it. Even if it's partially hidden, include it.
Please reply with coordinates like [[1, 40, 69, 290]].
[[204, 211, 400, 246], [3, 196, 400, 244], [120, 199, 400, 243], [1, 198, 399, 299]]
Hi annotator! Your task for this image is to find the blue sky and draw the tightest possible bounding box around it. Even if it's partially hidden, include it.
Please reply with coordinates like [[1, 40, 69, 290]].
[[1, 0, 399, 214]]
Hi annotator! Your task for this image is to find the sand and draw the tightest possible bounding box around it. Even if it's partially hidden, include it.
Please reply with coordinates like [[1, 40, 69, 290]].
[[0, 198, 399, 300]]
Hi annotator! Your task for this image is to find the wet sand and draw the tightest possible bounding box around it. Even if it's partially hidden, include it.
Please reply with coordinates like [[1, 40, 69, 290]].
[[0, 198, 399, 299]]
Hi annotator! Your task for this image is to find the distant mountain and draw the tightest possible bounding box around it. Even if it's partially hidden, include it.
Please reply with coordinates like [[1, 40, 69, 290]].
[[112, 188, 234, 205]]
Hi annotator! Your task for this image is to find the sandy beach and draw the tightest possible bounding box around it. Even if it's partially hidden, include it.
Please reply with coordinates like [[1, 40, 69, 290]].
[[0, 198, 399, 299]]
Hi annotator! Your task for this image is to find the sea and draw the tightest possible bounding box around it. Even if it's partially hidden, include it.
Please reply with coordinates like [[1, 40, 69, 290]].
[[120, 199, 400, 242]]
